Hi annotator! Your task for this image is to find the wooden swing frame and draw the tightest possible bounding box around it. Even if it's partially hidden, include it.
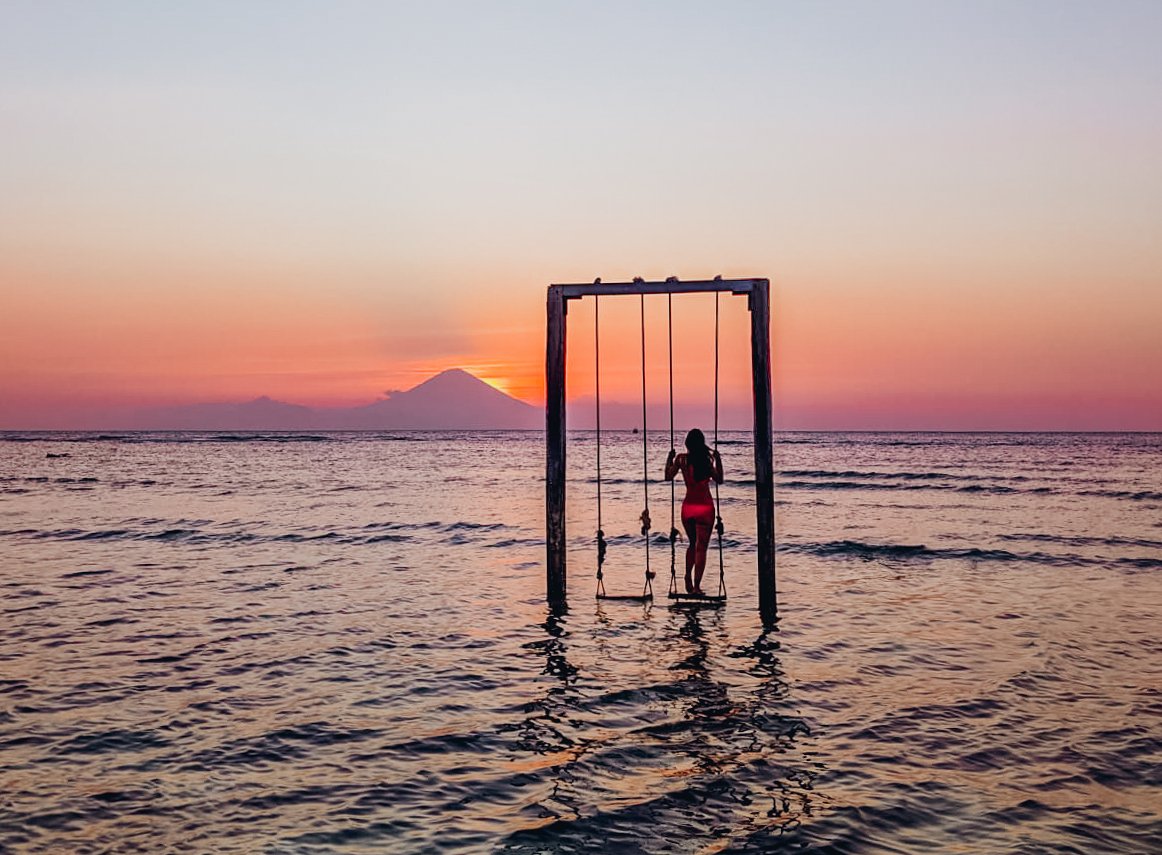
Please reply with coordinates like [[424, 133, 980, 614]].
[[546, 277, 778, 626]]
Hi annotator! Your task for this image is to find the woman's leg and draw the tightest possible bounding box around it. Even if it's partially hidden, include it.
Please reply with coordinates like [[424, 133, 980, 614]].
[[693, 521, 712, 592], [682, 517, 698, 592]]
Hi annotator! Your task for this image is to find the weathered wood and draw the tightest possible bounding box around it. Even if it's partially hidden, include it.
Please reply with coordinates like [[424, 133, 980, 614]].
[[555, 279, 760, 299], [749, 279, 778, 626], [546, 286, 568, 606], [545, 275, 777, 624]]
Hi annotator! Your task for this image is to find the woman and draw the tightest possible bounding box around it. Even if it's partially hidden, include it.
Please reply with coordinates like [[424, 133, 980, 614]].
[[665, 428, 724, 595]]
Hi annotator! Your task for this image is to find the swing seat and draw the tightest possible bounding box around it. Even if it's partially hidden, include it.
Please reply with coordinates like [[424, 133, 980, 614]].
[[668, 591, 726, 605], [597, 592, 653, 602]]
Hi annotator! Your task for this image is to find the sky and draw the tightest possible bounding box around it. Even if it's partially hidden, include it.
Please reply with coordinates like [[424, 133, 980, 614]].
[[2, 0, 1160, 430]]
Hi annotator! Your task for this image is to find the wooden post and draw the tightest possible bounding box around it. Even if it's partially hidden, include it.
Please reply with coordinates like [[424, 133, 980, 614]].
[[546, 286, 568, 607], [750, 279, 778, 625]]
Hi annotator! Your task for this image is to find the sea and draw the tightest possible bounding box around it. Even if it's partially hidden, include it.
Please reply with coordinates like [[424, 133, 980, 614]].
[[0, 430, 1159, 854]]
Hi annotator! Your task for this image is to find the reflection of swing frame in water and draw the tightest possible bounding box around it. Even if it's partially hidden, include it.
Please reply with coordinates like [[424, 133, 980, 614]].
[[546, 277, 778, 626], [514, 611, 816, 848]]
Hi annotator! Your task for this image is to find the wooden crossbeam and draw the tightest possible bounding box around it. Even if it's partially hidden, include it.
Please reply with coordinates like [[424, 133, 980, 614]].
[[552, 278, 763, 300]]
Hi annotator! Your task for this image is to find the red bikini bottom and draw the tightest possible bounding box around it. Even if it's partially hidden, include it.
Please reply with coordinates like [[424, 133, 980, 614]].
[[681, 502, 715, 527]]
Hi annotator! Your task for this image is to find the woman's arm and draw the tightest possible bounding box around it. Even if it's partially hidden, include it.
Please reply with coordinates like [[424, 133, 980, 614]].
[[664, 450, 681, 481], [712, 449, 724, 484]]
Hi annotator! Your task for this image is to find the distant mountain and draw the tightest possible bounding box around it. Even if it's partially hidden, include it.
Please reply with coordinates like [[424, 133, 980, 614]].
[[131, 369, 541, 430], [325, 369, 541, 430]]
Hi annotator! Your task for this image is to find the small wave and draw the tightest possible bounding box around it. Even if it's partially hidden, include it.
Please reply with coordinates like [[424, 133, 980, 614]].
[[771, 478, 1053, 497], [59, 728, 171, 755], [148, 529, 199, 541], [998, 533, 1162, 550], [178, 722, 381, 771], [777, 479, 891, 490], [1079, 489, 1162, 502], [7, 525, 483, 547], [74, 529, 134, 541], [85, 616, 138, 628], [206, 433, 333, 442], [60, 568, 115, 579], [782, 541, 934, 561], [273, 532, 345, 543], [442, 521, 509, 531], [1119, 556, 1162, 570], [362, 533, 410, 544], [781, 468, 984, 482], [780, 539, 1160, 571]]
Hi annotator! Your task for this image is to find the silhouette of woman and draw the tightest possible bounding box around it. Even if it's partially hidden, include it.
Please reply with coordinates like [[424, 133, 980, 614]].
[[665, 428, 723, 594]]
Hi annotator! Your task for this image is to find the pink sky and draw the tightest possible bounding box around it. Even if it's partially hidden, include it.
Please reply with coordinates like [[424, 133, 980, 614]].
[[2, 3, 1160, 430]]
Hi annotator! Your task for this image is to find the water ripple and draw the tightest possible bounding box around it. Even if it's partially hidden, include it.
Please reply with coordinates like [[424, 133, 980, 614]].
[[0, 431, 1158, 852]]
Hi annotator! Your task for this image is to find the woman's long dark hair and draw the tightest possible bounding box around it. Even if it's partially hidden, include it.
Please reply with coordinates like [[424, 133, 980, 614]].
[[685, 429, 714, 482]]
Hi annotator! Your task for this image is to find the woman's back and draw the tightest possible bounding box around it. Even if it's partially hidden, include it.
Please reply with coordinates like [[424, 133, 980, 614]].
[[677, 454, 714, 507]]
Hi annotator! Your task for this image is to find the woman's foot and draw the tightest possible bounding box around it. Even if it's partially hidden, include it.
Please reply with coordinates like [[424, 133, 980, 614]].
[[692, 587, 705, 596], [684, 573, 693, 593]]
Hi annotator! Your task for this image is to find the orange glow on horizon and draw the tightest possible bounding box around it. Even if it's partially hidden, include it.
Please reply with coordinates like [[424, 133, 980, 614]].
[[1, 253, 1159, 430]]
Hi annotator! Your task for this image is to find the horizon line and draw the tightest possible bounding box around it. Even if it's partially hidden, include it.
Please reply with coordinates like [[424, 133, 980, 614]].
[[2, 428, 1159, 435]]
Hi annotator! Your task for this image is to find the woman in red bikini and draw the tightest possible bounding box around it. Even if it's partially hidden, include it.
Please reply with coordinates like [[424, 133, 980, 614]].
[[665, 428, 724, 595]]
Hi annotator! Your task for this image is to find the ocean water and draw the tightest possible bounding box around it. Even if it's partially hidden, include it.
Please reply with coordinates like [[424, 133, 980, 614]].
[[1, 430, 1160, 854]]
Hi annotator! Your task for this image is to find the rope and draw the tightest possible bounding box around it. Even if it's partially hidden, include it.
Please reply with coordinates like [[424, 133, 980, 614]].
[[595, 293, 606, 597], [713, 288, 726, 597], [668, 291, 678, 595], [639, 292, 653, 597]]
